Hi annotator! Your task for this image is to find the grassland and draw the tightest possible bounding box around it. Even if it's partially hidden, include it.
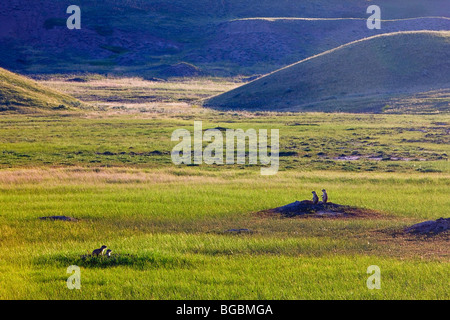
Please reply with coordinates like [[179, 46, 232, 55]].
[[0, 77, 448, 299]]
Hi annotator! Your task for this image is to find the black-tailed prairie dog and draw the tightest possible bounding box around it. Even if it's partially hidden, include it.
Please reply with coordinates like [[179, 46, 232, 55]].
[[322, 189, 328, 204], [312, 191, 319, 204], [92, 245, 107, 256]]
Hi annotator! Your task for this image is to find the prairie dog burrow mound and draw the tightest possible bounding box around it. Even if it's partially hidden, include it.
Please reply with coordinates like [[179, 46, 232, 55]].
[[258, 200, 380, 218], [405, 218, 449, 235]]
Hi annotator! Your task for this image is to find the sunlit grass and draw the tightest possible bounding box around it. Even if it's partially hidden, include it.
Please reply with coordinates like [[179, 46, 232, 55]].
[[0, 166, 448, 299], [0, 168, 448, 221], [0, 89, 448, 299]]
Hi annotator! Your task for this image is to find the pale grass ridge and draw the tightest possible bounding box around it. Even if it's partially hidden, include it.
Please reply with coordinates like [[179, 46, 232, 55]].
[[1, 167, 448, 186]]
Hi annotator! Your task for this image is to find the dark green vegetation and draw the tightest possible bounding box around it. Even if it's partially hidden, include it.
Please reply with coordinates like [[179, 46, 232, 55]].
[[1, 0, 449, 76], [36, 251, 191, 270], [205, 31, 450, 113], [0, 67, 82, 112]]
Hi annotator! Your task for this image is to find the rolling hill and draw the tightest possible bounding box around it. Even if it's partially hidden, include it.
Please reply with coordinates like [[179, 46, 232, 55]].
[[0, 67, 81, 112], [204, 31, 450, 113], [0, 0, 448, 77]]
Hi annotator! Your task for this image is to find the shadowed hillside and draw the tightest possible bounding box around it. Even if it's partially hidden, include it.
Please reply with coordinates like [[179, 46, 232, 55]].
[[204, 31, 450, 113], [0, 67, 81, 112], [0, 0, 448, 76]]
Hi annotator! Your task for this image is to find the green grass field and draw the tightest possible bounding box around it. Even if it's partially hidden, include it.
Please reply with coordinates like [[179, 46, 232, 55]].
[[0, 78, 448, 299]]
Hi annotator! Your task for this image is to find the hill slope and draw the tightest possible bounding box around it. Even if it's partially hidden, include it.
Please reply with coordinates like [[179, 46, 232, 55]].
[[0, 0, 448, 76], [204, 31, 450, 113], [0, 67, 81, 112]]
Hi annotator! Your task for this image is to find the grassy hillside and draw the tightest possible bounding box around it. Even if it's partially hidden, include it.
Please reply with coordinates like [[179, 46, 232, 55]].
[[205, 31, 450, 113], [0, 0, 448, 76], [0, 67, 82, 112]]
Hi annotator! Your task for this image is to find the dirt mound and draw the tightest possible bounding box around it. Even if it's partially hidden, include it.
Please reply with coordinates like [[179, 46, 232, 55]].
[[405, 218, 449, 235], [258, 200, 380, 218]]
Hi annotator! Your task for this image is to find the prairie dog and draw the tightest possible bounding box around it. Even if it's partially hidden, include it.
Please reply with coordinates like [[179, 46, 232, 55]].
[[92, 245, 107, 256], [322, 189, 328, 204], [312, 191, 319, 205]]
